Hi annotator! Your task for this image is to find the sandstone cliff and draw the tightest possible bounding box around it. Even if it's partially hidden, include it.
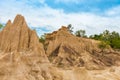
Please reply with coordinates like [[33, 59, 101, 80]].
[[45, 26, 120, 69], [0, 15, 42, 53], [0, 15, 62, 80]]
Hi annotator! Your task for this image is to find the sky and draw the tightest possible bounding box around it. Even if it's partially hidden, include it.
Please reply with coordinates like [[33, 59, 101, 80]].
[[0, 0, 120, 36]]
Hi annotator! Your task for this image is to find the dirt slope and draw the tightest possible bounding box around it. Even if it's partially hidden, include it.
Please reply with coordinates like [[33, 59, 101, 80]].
[[45, 26, 120, 69]]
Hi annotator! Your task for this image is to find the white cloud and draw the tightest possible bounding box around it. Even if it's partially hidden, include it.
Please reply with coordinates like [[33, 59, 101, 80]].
[[105, 5, 120, 16], [0, 0, 120, 36]]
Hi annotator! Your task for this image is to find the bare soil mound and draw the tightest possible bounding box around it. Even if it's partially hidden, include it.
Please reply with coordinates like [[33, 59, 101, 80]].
[[45, 26, 120, 69]]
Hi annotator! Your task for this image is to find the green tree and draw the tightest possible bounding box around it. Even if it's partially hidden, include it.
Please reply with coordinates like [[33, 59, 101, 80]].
[[89, 34, 103, 40], [39, 34, 46, 44], [102, 30, 110, 41], [110, 31, 119, 39], [90, 30, 120, 49], [0, 23, 4, 30], [110, 38, 120, 49], [67, 24, 73, 33], [75, 29, 87, 37], [109, 31, 120, 49]]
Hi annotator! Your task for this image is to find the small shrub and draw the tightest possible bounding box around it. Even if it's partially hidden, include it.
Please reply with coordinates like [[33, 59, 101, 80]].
[[99, 41, 109, 51]]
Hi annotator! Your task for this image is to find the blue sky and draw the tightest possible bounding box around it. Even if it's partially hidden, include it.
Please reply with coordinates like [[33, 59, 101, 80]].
[[46, 0, 120, 13], [0, 0, 120, 36]]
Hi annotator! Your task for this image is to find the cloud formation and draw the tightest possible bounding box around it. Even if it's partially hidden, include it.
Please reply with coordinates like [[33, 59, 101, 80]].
[[0, 0, 120, 36]]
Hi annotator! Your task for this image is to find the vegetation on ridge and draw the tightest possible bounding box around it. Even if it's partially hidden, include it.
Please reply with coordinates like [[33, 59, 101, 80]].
[[39, 25, 120, 50], [75, 29, 87, 38], [39, 34, 46, 45], [0, 23, 4, 30], [90, 30, 120, 49]]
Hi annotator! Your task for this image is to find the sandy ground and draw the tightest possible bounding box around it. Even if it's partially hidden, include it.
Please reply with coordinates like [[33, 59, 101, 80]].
[[58, 66, 120, 80]]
